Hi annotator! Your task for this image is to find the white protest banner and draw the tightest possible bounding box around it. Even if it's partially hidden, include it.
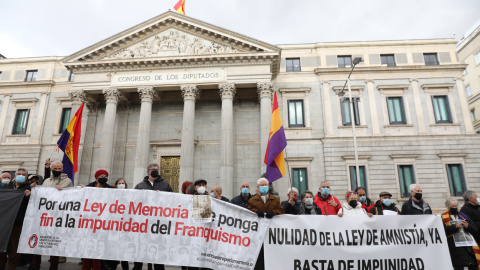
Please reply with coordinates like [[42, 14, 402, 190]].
[[265, 215, 452, 270], [18, 187, 269, 270]]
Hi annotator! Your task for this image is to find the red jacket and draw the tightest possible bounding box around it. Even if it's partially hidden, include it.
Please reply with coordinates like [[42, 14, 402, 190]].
[[314, 193, 341, 215], [361, 202, 375, 212]]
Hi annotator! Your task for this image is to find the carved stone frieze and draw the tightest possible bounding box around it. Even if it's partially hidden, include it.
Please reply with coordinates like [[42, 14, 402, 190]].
[[219, 83, 236, 99], [180, 84, 198, 101], [102, 88, 122, 103], [102, 30, 241, 60], [68, 90, 87, 103], [257, 83, 274, 99], [138, 87, 156, 102]]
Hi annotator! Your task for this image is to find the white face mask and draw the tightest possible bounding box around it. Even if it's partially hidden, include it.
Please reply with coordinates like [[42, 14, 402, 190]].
[[117, 184, 126, 189], [1, 179, 11, 185], [304, 198, 314, 206], [476, 198, 480, 205], [197, 187, 206, 194]]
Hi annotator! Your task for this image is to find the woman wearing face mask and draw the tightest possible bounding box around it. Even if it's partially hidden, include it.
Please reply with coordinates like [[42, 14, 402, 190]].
[[369, 192, 400, 215], [442, 198, 480, 270], [113, 178, 127, 189], [298, 191, 322, 215], [338, 191, 371, 217], [85, 170, 113, 188]]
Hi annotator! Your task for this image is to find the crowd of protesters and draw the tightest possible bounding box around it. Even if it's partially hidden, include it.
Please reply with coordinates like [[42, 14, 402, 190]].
[[1, 159, 480, 270]]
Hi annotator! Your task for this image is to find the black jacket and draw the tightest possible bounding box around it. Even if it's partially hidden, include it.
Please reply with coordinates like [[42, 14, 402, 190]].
[[460, 203, 480, 243], [231, 193, 252, 208], [219, 196, 230, 202], [443, 213, 479, 268], [134, 176, 173, 192], [87, 181, 113, 188], [400, 198, 432, 215], [370, 200, 401, 215], [298, 203, 322, 215], [14, 181, 31, 225], [281, 200, 302, 215]]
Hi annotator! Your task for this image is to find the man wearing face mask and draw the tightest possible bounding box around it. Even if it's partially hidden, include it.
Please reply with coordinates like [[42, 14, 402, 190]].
[[298, 191, 322, 215], [401, 184, 432, 215], [30, 161, 72, 270], [248, 178, 284, 270], [231, 182, 252, 208], [133, 164, 172, 270], [210, 186, 230, 202], [193, 179, 209, 195], [369, 191, 400, 215], [281, 187, 302, 215], [0, 168, 31, 270], [460, 190, 480, 244], [0, 172, 14, 189], [355, 187, 374, 212], [314, 181, 341, 215]]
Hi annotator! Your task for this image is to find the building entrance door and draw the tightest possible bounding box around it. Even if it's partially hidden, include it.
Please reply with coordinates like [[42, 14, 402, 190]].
[[160, 156, 181, 193]]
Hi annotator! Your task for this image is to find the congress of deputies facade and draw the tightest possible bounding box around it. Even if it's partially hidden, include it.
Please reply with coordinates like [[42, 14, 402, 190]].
[[0, 11, 479, 211]]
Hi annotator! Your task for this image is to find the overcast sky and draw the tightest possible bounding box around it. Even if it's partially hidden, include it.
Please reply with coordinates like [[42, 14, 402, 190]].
[[1, 0, 479, 59]]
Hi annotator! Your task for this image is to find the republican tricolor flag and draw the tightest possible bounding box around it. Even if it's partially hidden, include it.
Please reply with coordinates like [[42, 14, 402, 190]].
[[264, 92, 287, 183], [57, 102, 84, 184], [174, 0, 185, 15]]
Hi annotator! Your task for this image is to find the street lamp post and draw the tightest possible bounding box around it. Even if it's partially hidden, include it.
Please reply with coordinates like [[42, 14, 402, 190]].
[[340, 57, 363, 191]]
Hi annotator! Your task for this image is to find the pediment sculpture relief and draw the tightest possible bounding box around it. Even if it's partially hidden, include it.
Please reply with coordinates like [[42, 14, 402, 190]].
[[102, 30, 242, 60]]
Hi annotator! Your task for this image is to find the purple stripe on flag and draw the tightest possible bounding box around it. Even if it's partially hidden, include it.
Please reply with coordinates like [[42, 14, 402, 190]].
[[62, 155, 74, 184], [266, 160, 283, 183], [266, 126, 287, 165], [57, 130, 71, 152]]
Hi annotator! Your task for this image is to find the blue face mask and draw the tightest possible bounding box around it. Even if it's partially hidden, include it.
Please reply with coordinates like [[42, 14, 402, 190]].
[[383, 198, 392, 207], [259, 186, 269, 195], [15, 175, 26, 184], [241, 188, 249, 195], [321, 188, 330, 196], [359, 196, 367, 203], [210, 192, 215, 198]]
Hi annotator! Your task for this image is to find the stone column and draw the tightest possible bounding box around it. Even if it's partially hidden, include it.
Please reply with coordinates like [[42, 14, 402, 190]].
[[99, 88, 121, 173], [78, 102, 99, 186], [366, 80, 381, 135], [0, 94, 11, 141], [322, 81, 333, 136], [454, 78, 475, 134], [219, 83, 236, 198], [410, 79, 427, 134], [257, 82, 274, 175], [133, 87, 156, 186], [69, 90, 87, 121], [179, 85, 198, 187]]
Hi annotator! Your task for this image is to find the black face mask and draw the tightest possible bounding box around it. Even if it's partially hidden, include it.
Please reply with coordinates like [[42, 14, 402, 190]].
[[414, 193, 422, 201], [150, 170, 159, 178], [98, 178, 108, 185], [450, 208, 458, 215], [349, 200, 358, 208], [52, 170, 62, 177]]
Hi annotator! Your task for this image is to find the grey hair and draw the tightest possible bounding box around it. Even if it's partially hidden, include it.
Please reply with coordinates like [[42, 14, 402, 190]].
[[16, 168, 28, 175], [445, 197, 457, 208], [147, 163, 159, 171], [287, 187, 298, 194], [257, 178, 268, 185], [215, 186, 223, 194], [51, 160, 63, 166], [463, 190, 476, 202], [409, 184, 419, 192]]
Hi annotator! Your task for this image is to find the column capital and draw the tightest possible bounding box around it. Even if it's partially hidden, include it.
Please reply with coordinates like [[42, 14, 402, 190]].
[[454, 77, 464, 82], [69, 90, 87, 104], [409, 78, 419, 83], [138, 87, 156, 102], [365, 80, 375, 84], [257, 82, 274, 99], [86, 102, 99, 114], [219, 83, 236, 99], [102, 87, 122, 103], [180, 84, 198, 101]]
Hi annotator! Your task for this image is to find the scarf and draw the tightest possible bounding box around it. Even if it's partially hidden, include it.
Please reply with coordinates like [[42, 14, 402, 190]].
[[442, 211, 480, 269]]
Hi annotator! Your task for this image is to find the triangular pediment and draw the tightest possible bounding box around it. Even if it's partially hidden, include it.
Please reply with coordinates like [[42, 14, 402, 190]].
[[63, 11, 280, 63]]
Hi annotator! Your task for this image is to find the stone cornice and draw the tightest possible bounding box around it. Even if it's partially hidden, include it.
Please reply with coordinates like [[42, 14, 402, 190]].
[[468, 91, 480, 104], [0, 80, 55, 88], [314, 64, 467, 75]]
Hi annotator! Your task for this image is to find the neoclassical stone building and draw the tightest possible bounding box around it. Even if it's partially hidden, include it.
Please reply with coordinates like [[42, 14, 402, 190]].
[[1, 11, 479, 211]]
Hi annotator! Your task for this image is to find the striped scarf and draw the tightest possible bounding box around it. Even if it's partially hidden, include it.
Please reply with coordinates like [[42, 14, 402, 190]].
[[442, 211, 480, 269]]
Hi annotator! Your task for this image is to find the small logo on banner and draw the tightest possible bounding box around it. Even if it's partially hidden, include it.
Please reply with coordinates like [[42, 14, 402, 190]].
[[28, 234, 38, 248]]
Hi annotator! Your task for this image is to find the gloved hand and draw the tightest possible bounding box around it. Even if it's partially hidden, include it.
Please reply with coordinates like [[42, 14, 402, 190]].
[[256, 210, 265, 218], [265, 211, 274, 219]]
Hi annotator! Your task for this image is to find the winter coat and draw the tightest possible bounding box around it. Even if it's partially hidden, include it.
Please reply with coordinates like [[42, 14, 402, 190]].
[[360, 197, 375, 212], [298, 203, 322, 215], [87, 181, 113, 188], [281, 200, 302, 215], [442, 211, 480, 268], [13, 181, 31, 225], [314, 193, 342, 215], [247, 193, 285, 216], [338, 202, 367, 216], [369, 200, 401, 215], [400, 198, 432, 215], [42, 173, 72, 188], [219, 196, 230, 202], [460, 203, 480, 243], [231, 193, 252, 208], [0, 181, 15, 189], [134, 176, 172, 192]]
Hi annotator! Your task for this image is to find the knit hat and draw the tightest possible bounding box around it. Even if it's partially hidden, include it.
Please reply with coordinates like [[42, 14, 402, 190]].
[[94, 169, 109, 179]]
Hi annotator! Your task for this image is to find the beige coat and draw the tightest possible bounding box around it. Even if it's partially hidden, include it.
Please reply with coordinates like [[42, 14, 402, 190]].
[[42, 173, 72, 188]]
